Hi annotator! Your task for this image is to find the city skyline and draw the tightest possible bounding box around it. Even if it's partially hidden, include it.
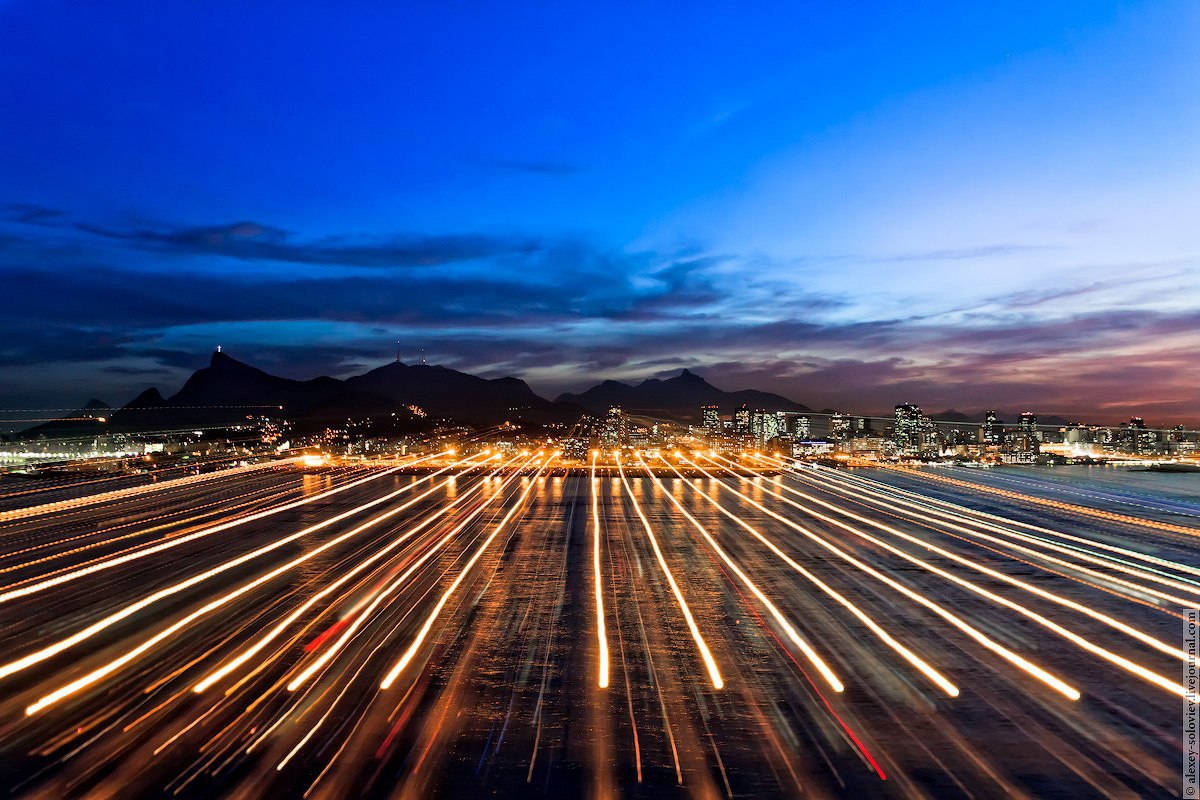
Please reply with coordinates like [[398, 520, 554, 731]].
[[2, 2, 1198, 419], [4, 345, 1194, 432]]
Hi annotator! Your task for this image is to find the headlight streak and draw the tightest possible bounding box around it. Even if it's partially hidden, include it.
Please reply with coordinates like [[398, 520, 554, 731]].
[[15, 454, 489, 712], [739, 455, 1191, 661], [650, 454, 961, 697], [614, 454, 724, 690], [284, 453, 535, 693], [0, 450, 449, 605], [677, 454, 1080, 701], [379, 452, 558, 690], [1, 446, 1194, 796], [193, 452, 522, 695], [634, 454, 857, 695], [796, 459, 1200, 598], [592, 451, 610, 689], [708, 455, 1185, 699]]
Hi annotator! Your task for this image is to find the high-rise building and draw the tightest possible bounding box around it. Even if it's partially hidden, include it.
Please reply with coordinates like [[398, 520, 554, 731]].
[[733, 404, 751, 434], [1064, 423, 1091, 445], [1123, 417, 1157, 454], [980, 411, 1002, 445], [893, 403, 923, 455], [1018, 412, 1039, 439], [794, 415, 811, 440], [828, 412, 850, 443], [701, 405, 721, 436], [751, 410, 781, 447], [600, 405, 628, 449], [1008, 411, 1040, 457], [773, 412, 791, 444]]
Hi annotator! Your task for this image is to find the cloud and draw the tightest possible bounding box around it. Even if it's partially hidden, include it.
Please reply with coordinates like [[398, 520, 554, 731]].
[[0, 318, 137, 366], [869, 244, 1059, 262], [2, 203, 65, 225], [0, 236, 732, 333], [72, 219, 542, 268], [2, 205, 1197, 422]]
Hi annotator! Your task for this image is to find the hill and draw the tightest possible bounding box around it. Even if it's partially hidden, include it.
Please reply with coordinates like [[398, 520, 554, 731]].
[[556, 369, 811, 420], [23, 351, 582, 438]]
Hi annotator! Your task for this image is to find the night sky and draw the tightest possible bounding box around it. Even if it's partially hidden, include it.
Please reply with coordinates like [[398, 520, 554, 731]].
[[1, 2, 1197, 421]]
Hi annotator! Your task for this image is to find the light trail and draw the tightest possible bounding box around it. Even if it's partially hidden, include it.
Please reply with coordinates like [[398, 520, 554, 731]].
[[890, 464, 1200, 537], [5, 453, 486, 693], [0, 445, 1192, 796], [706, 455, 1184, 699], [0, 450, 449, 604], [0, 455, 302, 522], [285, 453, 535, 692], [0, 465, 367, 584], [22, 458, 495, 715], [614, 453, 724, 690], [656, 453, 963, 696], [591, 451, 610, 689], [678, 454, 1080, 701], [380, 452, 558, 690], [194, 453, 525, 694], [636, 454, 855, 694], [740, 454, 1191, 660], [793, 459, 1200, 598]]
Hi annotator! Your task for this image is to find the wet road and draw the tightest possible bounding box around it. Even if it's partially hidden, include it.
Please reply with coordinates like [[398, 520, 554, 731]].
[[0, 452, 1192, 798]]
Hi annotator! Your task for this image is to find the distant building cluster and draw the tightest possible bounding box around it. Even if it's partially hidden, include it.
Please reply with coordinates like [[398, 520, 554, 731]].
[[681, 402, 1199, 465]]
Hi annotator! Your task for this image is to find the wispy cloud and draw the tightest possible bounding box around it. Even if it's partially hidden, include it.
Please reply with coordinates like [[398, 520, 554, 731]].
[[2, 203, 64, 226], [2, 203, 1197, 422], [73, 219, 542, 268]]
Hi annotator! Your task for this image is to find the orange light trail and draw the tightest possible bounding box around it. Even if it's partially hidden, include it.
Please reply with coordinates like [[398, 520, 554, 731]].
[[379, 452, 558, 690], [194, 453, 522, 694], [635, 454, 853, 694], [9, 453, 487, 701], [286, 453, 534, 692], [678, 454, 1080, 700], [0, 450, 450, 604], [714, 455, 1185, 698], [592, 451, 610, 689], [614, 453, 724, 690]]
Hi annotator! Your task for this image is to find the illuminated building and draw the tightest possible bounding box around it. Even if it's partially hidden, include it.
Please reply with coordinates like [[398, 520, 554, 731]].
[[733, 404, 751, 434], [1064, 423, 1091, 445], [1005, 411, 1040, 461], [628, 425, 651, 448], [828, 412, 850, 442], [751, 409, 781, 447], [600, 406, 628, 449], [893, 403, 922, 455], [1122, 417, 1157, 454], [980, 410, 1002, 445]]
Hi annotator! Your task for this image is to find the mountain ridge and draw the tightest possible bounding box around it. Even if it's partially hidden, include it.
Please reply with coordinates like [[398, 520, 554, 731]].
[[557, 368, 812, 420], [22, 351, 582, 437]]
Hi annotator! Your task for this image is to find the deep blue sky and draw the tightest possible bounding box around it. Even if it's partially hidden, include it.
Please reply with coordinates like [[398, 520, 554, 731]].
[[1, 2, 1197, 420]]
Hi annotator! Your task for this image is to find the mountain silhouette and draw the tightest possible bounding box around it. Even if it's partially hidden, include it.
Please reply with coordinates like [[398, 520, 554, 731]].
[[342, 361, 562, 424], [556, 369, 811, 420], [26, 351, 580, 438]]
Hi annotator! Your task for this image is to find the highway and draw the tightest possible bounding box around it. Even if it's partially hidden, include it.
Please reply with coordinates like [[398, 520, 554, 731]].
[[0, 451, 1190, 798]]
